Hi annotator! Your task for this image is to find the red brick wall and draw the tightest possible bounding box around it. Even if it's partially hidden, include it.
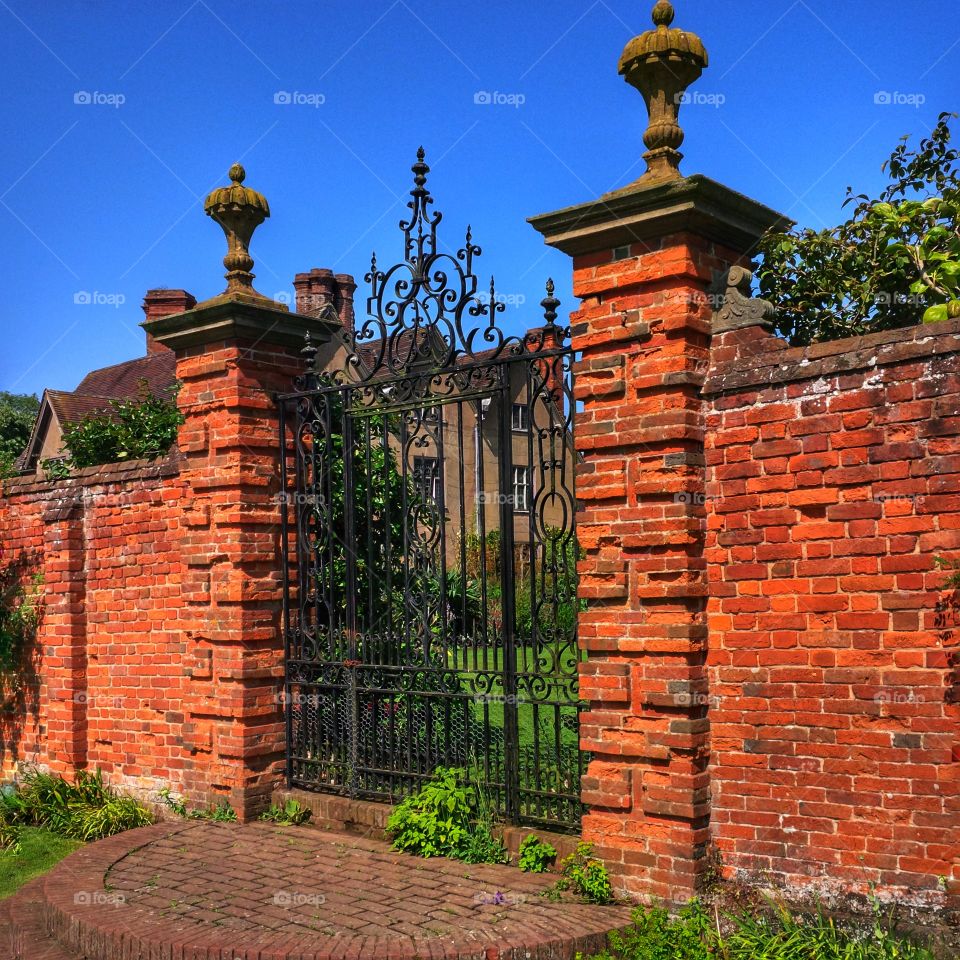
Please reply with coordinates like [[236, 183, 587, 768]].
[[704, 319, 960, 909], [0, 457, 187, 801]]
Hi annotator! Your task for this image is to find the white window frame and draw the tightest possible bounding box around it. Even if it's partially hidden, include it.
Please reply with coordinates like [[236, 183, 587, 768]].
[[511, 403, 529, 432], [512, 465, 530, 512], [414, 456, 442, 503]]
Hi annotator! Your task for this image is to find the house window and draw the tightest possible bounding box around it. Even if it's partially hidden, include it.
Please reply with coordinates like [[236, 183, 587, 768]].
[[511, 404, 529, 431], [512, 466, 530, 512], [413, 456, 442, 503]]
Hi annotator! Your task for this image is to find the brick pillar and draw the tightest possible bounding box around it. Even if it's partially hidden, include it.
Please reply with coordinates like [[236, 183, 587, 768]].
[[530, 176, 787, 901], [40, 496, 87, 773], [144, 294, 342, 817]]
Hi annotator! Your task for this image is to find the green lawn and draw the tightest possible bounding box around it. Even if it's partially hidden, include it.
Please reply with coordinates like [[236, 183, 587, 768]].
[[0, 827, 83, 899], [447, 644, 581, 751]]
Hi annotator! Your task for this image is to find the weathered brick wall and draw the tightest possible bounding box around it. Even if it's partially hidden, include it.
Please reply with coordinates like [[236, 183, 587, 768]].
[[704, 318, 960, 909], [0, 457, 187, 801]]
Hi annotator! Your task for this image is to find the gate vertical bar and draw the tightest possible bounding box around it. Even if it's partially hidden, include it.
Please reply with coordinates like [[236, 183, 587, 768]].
[[342, 398, 360, 797], [279, 397, 294, 785], [496, 372, 521, 822]]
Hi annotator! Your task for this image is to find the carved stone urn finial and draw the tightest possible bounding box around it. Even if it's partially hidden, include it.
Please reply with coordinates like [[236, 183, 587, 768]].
[[618, 1, 709, 185], [204, 163, 271, 298]]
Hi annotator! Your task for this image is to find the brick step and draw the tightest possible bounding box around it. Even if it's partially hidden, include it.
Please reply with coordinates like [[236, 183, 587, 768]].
[[5, 877, 82, 960]]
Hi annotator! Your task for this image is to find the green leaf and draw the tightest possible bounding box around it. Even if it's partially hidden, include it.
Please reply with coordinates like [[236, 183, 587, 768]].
[[923, 304, 949, 324]]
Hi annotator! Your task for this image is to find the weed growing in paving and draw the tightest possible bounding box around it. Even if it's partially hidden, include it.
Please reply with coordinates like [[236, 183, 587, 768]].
[[158, 788, 237, 822], [260, 798, 313, 826], [555, 842, 613, 904]]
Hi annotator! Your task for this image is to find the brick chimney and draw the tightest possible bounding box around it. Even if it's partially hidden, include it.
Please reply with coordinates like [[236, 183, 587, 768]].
[[293, 269, 356, 336], [142, 289, 197, 354]]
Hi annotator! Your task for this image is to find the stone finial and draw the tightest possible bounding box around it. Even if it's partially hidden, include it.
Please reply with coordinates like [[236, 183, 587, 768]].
[[204, 164, 271, 298], [618, 1, 709, 184], [712, 266, 776, 334]]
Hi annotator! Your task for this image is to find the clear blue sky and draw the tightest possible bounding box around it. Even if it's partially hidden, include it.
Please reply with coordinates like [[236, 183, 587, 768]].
[[0, 0, 956, 396]]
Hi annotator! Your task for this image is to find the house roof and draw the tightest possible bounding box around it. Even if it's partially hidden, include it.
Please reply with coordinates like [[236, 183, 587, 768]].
[[74, 352, 176, 398]]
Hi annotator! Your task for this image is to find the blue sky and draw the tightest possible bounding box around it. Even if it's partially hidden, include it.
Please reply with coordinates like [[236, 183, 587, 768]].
[[0, 0, 956, 397]]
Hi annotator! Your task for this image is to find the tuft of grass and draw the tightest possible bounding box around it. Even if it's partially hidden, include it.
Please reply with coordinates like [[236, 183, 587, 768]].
[[0, 827, 83, 899]]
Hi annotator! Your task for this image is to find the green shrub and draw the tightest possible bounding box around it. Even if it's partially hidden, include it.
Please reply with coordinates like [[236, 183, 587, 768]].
[[2, 768, 152, 840], [555, 842, 612, 904], [387, 767, 506, 863], [519, 833, 557, 873], [259, 799, 313, 826], [61, 381, 183, 469]]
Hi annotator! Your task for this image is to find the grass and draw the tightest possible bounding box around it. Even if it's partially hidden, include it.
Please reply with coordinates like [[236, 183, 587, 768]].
[[449, 644, 581, 751], [582, 899, 938, 960], [0, 826, 83, 899]]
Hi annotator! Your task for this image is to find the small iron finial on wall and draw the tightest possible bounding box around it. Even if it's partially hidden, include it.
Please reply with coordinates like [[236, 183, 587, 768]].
[[618, 1, 709, 185]]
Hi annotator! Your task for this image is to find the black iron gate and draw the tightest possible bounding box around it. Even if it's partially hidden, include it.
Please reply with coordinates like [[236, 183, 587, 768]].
[[278, 150, 584, 830]]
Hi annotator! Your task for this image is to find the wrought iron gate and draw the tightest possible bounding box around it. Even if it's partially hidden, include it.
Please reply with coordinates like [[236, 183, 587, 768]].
[[278, 149, 584, 830]]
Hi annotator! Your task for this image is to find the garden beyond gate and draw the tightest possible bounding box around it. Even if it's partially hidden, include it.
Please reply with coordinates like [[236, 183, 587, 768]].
[[278, 150, 584, 830]]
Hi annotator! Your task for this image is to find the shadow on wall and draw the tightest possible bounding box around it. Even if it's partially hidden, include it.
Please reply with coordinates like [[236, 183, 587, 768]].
[[0, 549, 43, 776]]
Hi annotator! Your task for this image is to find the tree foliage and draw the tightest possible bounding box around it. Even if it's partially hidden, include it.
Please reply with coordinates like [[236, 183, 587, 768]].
[[0, 392, 39, 478], [759, 112, 960, 345]]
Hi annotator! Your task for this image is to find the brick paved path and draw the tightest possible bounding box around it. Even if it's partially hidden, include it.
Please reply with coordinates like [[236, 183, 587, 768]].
[[4, 821, 634, 959]]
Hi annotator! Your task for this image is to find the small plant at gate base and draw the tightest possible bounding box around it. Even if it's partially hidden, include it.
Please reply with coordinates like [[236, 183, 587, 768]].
[[260, 798, 312, 826], [518, 833, 556, 873], [554, 842, 612, 904], [387, 767, 506, 863]]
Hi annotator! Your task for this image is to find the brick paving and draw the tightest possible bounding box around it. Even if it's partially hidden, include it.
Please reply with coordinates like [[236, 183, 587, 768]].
[[7, 821, 634, 959]]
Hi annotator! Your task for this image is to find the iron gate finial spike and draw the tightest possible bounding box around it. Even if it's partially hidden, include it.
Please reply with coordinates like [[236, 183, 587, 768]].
[[541, 278, 561, 326]]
